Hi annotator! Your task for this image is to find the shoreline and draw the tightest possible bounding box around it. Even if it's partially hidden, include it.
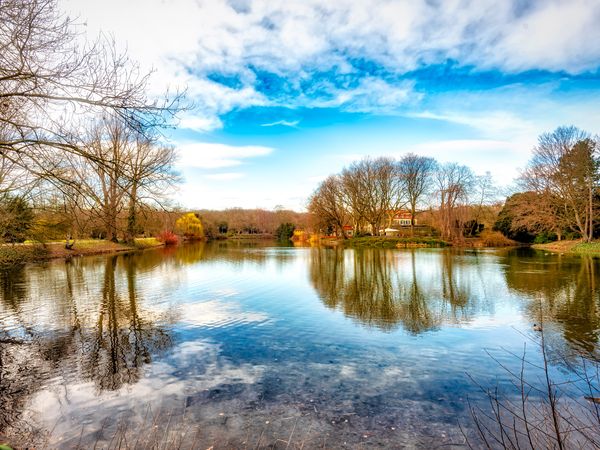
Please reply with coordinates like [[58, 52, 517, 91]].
[[318, 233, 519, 249], [532, 240, 600, 255], [7, 236, 595, 268], [0, 238, 165, 266]]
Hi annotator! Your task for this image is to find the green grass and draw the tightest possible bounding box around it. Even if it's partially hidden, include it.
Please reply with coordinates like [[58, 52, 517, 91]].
[[0, 237, 164, 267], [133, 237, 162, 249], [572, 242, 600, 255], [22, 238, 110, 246], [0, 244, 49, 266], [345, 236, 449, 248], [69, 239, 119, 247]]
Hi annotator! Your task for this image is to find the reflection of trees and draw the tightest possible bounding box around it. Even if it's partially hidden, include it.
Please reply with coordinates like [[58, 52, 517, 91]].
[[309, 248, 474, 333], [0, 254, 174, 433], [438, 251, 473, 325], [400, 252, 436, 333], [504, 249, 600, 353], [0, 264, 27, 310], [85, 255, 172, 391], [310, 248, 401, 330]]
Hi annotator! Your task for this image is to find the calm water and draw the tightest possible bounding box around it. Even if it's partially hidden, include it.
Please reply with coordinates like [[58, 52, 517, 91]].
[[0, 242, 599, 448]]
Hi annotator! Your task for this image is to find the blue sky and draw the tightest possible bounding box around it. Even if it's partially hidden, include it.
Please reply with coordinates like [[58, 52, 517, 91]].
[[61, 0, 600, 210]]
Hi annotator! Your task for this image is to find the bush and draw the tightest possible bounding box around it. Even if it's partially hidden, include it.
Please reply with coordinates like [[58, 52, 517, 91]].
[[479, 230, 516, 247], [0, 245, 49, 266], [275, 222, 295, 242], [0, 195, 34, 243], [533, 231, 557, 244], [133, 237, 162, 249], [157, 230, 179, 246]]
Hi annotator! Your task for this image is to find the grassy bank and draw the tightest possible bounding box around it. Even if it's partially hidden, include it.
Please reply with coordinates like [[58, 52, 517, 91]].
[[322, 230, 517, 249], [226, 233, 274, 240], [344, 236, 450, 248], [533, 240, 600, 255], [0, 238, 163, 266]]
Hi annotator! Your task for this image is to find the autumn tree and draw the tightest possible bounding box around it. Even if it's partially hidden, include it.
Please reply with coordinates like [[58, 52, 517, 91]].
[[175, 213, 204, 240], [494, 192, 547, 242]]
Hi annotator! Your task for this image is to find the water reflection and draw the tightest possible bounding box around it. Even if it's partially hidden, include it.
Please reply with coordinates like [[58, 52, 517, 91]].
[[0, 265, 27, 310], [309, 248, 477, 333], [0, 255, 175, 433], [309, 246, 600, 354], [503, 249, 600, 354], [84, 255, 172, 391], [1, 243, 600, 447]]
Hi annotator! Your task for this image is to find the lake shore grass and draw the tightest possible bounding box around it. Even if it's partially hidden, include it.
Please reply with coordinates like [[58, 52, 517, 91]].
[[0, 238, 164, 266], [322, 231, 517, 249], [532, 239, 600, 255], [336, 236, 450, 248]]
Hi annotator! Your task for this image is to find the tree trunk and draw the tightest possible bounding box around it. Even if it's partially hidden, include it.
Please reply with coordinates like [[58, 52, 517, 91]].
[[126, 182, 138, 244], [588, 177, 594, 242]]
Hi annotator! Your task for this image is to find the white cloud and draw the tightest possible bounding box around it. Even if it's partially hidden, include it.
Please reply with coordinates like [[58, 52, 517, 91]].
[[59, 0, 600, 131], [178, 114, 223, 132], [411, 110, 537, 140], [307, 78, 418, 113], [261, 119, 300, 128], [177, 142, 274, 169]]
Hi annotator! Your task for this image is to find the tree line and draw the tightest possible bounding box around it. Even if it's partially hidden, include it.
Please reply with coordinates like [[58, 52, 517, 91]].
[[308, 154, 496, 241], [0, 0, 183, 244], [198, 207, 309, 238]]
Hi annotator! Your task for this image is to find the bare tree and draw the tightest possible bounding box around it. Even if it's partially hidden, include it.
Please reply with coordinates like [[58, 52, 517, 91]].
[[54, 117, 178, 242], [521, 126, 598, 242], [397, 153, 436, 235], [341, 164, 368, 233], [341, 157, 401, 235], [466, 171, 497, 236], [308, 175, 349, 238], [434, 162, 475, 241], [0, 0, 182, 187], [123, 136, 179, 243]]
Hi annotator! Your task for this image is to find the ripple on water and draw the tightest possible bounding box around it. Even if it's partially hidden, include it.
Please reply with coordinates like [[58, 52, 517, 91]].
[[1, 244, 599, 448]]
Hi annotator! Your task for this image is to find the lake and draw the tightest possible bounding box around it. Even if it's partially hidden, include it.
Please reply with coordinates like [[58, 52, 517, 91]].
[[1, 242, 599, 448]]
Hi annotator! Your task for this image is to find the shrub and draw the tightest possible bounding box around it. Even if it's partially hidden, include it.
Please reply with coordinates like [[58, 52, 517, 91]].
[[133, 237, 162, 249], [275, 222, 295, 242], [0, 245, 49, 266], [533, 231, 557, 244], [479, 230, 516, 247], [157, 230, 179, 246], [0, 195, 34, 243]]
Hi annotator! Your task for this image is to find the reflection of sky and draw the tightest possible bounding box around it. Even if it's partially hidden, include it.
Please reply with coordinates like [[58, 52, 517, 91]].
[[29, 338, 266, 443], [2, 245, 598, 446]]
